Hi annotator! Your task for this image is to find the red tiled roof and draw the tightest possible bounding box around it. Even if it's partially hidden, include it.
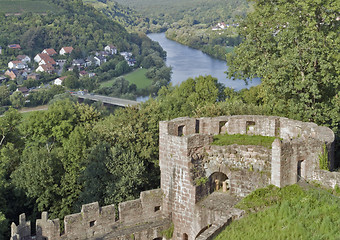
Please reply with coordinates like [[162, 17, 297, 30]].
[[17, 55, 28, 60], [43, 48, 57, 56], [41, 64, 55, 71], [39, 54, 56, 65], [61, 46, 73, 53]]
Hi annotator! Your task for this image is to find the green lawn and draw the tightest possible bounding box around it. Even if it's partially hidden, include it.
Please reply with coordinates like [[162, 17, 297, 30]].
[[212, 133, 277, 148], [0, 1, 58, 14], [216, 184, 340, 240], [100, 68, 152, 89]]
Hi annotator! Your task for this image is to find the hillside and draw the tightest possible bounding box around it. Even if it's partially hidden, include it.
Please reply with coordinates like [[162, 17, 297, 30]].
[[85, 0, 249, 32], [112, 0, 249, 25], [83, 0, 149, 32], [0, 0, 59, 14], [0, 0, 128, 55], [84, 0, 249, 60]]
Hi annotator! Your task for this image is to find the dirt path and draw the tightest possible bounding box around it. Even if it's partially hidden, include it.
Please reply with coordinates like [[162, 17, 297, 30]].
[[18, 105, 48, 113]]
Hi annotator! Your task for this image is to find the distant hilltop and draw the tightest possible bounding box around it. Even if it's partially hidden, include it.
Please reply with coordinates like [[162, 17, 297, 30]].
[[0, 0, 59, 14]]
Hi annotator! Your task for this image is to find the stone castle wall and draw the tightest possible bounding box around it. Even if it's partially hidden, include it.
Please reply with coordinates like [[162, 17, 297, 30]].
[[11, 115, 336, 240], [11, 189, 169, 240], [159, 115, 335, 240]]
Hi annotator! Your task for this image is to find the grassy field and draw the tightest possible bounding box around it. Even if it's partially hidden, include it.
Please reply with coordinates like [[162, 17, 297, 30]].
[[216, 184, 340, 240], [100, 68, 152, 89], [212, 133, 277, 148], [0, 1, 58, 14]]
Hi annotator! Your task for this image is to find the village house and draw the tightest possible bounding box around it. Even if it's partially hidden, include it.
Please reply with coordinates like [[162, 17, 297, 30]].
[[36, 64, 54, 74], [17, 55, 31, 63], [72, 59, 86, 69], [4, 69, 18, 80], [8, 44, 21, 49], [8, 61, 27, 70], [42, 48, 57, 56], [20, 71, 28, 80], [0, 46, 2, 55], [120, 52, 132, 61], [16, 87, 29, 97], [104, 44, 117, 55], [79, 71, 88, 78], [94, 56, 106, 66], [53, 76, 67, 85], [95, 51, 109, 57], [128, 59, 136, 67], [59, 46, 74, 55], [27, 73, 40, 81], [34, 54, 56, 66]]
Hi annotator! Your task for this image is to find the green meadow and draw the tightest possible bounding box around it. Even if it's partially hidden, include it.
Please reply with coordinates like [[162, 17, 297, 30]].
[[100, 68, 152, 89]]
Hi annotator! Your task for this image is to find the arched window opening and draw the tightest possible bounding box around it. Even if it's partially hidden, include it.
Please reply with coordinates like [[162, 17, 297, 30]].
[[209, 172, 228, 193], [183, 233, 188, 240]]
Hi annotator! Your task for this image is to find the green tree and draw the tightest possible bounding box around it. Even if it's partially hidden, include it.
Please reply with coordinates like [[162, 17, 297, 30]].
[[10, 91, 25, 109], [104, 146, 147, 205], [0, 108, 22, 147], [227, 0, 340, 132], [0, 86, 10, 106], [0, 211, 8, 238], [63, 75, 80, 89], [11, 146, 63, 214]]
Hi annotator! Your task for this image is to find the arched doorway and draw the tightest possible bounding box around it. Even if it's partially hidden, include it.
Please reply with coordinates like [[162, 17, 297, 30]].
[[209, 172, 228, 193], [182, 233, 188, 240]]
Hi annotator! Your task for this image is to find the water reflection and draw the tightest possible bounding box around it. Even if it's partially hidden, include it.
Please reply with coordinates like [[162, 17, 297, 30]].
[[147, 33, 260, 90]]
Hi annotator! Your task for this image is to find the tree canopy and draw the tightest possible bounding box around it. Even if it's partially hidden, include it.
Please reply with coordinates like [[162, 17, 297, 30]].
[[227, 0, 340, 133]]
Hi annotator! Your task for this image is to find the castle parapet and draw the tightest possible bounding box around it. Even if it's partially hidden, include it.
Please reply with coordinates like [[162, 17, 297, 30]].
[[159, 115, 335, 240], [10, 189, 166, 240], [10, 214, 31, 240]]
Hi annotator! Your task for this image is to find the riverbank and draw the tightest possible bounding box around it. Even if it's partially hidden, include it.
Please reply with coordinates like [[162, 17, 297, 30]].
[[147, 33, 260, 90], [165, 27, 238, 61]]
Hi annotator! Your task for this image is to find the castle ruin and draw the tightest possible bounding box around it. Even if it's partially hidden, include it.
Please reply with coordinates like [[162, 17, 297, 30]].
[[11, 115, 338, 240]]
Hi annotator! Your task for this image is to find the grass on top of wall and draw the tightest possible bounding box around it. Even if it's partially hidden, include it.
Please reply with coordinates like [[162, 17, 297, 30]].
[[215, 184, 340, 240], [212, 133, 277, 148]]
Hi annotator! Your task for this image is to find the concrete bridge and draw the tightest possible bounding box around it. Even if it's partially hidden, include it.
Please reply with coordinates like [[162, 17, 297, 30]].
[[71, 92, 139, 107]]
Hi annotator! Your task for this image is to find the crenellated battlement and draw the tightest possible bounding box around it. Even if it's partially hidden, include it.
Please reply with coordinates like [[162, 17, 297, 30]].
[[11, 189, 168, 240], [159, 115, 336, 240], [11, 115, 338, 240]]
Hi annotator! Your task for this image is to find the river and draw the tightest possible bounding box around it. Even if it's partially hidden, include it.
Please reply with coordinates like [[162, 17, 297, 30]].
[[147, 33, 260, 90]]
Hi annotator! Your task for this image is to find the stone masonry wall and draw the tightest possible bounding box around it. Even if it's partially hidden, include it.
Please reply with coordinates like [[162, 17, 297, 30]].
[[312, 170, 340, 189], [159, 119, 208, 240], [10, 214, 31, 240], [159, 115, 335, 239], [204, 144, 272, 197], [11, 189, 167, 240]]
